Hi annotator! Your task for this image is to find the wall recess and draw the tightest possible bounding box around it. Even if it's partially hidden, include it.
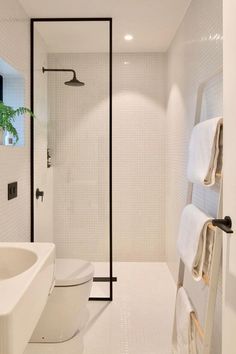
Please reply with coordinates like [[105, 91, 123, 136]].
[[0, 58, 25, 146]]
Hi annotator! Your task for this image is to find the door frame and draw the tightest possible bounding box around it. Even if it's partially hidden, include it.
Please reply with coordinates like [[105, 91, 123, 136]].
[[30, 17, 114, 301], [223, 0, 236, 351]]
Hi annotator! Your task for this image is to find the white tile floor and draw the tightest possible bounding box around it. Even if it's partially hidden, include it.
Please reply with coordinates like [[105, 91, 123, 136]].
[[25, 263, 176, 354]]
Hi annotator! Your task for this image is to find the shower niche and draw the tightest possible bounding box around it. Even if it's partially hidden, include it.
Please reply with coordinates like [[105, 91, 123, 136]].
[[31, 18, 113, 300]]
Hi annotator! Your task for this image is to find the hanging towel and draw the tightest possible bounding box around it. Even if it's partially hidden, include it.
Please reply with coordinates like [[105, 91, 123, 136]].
[[172, 287, 197, 354], [177, 204, 214, 281], [187, 117, 223, 186]]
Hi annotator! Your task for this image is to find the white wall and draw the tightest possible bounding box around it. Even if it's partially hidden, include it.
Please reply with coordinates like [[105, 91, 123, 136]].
[[166, 0, 223, 352], [0, 0, 31, 242], [46, 52, 166, 261]]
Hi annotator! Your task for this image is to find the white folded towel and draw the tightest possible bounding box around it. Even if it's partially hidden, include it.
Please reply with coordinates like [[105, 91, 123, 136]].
[[187, 117, 223, 186], [177, 204, 214, 281], [172, 287, 197, 354]]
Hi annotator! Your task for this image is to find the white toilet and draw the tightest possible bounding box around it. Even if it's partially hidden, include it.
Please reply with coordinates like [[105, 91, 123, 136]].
[[30, 258, 94, 343]]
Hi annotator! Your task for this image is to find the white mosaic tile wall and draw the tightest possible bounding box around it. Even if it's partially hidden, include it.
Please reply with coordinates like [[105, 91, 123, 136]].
[[48, 52, 166, 261], [166, 0, 223, 352], [0, 0, 31, 242], [113, 53, 166, 261], [48, 53, 110, 261]]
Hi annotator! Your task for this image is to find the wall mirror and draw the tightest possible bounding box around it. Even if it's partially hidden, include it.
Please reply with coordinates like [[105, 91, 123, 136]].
[[31, 18, 113, 300]]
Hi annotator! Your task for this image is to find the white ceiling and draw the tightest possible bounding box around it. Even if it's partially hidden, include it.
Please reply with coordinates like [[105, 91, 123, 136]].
[[19, 0, 191, 52]]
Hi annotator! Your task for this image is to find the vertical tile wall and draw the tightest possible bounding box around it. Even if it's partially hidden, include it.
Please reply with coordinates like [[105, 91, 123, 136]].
[[48, 52, 166, 261], [48, 53, 110, 261], [0, 0, 31, 242], [166, 0, 223, 352], [113, 53, 166, 261]]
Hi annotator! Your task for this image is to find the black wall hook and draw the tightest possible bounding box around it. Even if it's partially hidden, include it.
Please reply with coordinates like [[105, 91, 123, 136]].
[[212, 216, 233, 234]]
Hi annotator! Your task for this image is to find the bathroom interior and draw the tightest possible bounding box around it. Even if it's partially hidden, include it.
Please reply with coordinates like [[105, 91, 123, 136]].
[[1, 0, 235, 353]]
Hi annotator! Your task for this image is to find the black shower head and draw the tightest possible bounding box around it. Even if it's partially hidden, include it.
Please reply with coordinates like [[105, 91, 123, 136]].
[[42, 67, 85, 87], [64, 72, 85, 87]]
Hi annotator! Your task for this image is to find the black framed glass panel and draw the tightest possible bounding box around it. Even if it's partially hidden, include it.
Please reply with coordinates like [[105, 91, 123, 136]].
[[30, 18, 113, 301]]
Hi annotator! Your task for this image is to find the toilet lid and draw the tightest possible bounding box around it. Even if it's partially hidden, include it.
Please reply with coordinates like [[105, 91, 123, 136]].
[[55, 258, 94, 286]]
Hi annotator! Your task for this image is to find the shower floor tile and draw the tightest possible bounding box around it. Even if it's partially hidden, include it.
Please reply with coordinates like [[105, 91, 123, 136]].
[[24, 263, 176, 354]]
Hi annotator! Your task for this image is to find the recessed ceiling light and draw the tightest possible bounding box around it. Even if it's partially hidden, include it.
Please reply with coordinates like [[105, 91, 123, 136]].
[[124, 34, 133, 41]]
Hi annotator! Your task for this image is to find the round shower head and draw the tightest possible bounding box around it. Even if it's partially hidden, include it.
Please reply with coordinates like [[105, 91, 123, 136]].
[[42, 67, 85, 87], [64, 72, 85, 87]]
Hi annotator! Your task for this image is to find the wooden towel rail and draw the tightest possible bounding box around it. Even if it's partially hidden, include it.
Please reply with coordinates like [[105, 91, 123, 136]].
[[172, 68, 223, 354], [191, 312, 204, 341]]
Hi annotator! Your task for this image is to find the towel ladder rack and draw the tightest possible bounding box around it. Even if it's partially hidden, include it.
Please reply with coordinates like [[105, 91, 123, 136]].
[[172, 68, 223, 354], [174, 155, 223, 354], [191, 312, 204, 341], [207, 224, 216, 232], [202, 273, 210, 286]]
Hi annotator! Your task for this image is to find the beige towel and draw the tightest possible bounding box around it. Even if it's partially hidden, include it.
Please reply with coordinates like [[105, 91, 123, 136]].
[[177, 204, 215, 281], [187, 117, 223, 186], [172, 287, 197, 354]]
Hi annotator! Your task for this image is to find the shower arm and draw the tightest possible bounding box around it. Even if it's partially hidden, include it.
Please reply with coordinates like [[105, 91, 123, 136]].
[[42, 67, 76, 76], [42, 66, 85, 87]]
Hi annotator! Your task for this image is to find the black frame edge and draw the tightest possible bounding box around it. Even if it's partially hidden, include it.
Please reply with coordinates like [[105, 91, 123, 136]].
[[30, 19, 34, 243], [30, 17, 113, 301], [109, 18, 113, 302]]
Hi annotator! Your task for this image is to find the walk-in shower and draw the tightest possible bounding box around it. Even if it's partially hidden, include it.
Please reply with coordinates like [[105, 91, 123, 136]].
[[31, 18, 113, 301], [42, 67, 85, 87]]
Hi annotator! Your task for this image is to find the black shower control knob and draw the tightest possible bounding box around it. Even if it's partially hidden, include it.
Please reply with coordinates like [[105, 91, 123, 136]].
[[36, 188, 44, 202]]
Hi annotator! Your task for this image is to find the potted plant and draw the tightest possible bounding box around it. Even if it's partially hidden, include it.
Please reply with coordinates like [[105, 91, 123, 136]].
[[0, 101, 34, 145]]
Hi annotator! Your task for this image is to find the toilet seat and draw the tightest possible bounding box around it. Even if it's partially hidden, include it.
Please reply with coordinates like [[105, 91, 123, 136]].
[[55, 258, 94, 286]]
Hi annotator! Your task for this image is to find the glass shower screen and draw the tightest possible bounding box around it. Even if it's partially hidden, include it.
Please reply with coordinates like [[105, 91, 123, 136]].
[[31, 18, 113, 300]]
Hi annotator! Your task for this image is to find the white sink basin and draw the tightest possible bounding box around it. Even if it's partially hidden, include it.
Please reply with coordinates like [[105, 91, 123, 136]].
[[0, 242, 55, 354], [0, 247, 38, 280]]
